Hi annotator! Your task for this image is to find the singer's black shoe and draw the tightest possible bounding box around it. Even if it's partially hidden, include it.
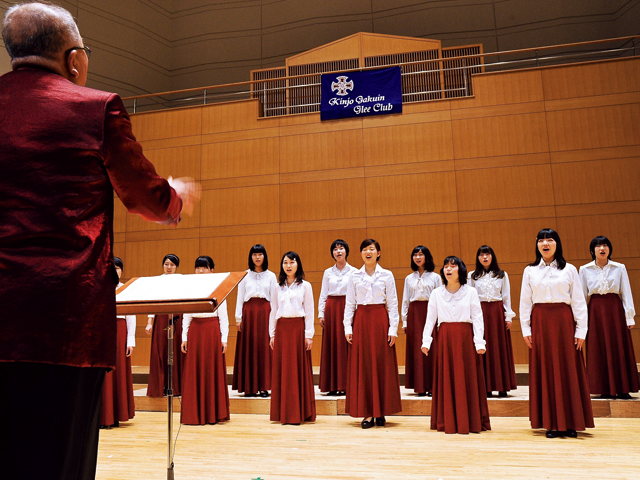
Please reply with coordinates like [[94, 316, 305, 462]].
[[545, 430, 561, 438], [376, 416, 386, 427], [361, 418, 375, 429]]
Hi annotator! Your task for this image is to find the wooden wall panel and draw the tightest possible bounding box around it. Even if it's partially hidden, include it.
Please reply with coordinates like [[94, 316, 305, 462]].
[[201, 137, 279, 180], [551, 158, 640, 205], [199, 234, 281, 274], [458, 218, 558, 266], [280, 179, 366, 223], [557, 213, 640, 262], [201, 100, 278, 134], [456, 164, 555, 212], [541, 58, 640, 101], [200, 185, 280, 227], [363, 121, 454, 166], [546, 103, 640, 152], [130, 107, 201, 141], [365, 172, 457, 217], [451, 69, 544, 108], [124, 238, 200, 278], [452, 112, 549, 159], [124, 57, 640, 368], [280, 129, 364, 173], [366, 224, 462, 270], [126, 145, 202, 232]]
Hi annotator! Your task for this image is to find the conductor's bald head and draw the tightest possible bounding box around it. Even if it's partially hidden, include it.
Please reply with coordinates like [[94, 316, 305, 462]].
[[2, 2, 88, 85]]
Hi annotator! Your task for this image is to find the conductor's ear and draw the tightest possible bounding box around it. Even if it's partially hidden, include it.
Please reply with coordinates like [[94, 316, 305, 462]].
[[66, 49, 79, 79]]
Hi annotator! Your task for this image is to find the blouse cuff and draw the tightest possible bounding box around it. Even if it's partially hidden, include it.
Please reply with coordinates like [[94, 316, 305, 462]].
[[575, 326, 587, 340], [387, 326, 398, 337], [626, 317, 635, 326], [344, 325, 353, 336], [474, 339, 486, 351], [504, 311, 516, 321], [421, 337, 433, 350], [521, 324, 532, 337]]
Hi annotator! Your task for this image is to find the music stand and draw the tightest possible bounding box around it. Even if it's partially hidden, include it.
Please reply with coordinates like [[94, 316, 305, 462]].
[[116, 271, 246, 480]]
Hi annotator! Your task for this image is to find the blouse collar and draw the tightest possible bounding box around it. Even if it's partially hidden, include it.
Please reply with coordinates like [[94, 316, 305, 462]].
[[537, 258, 558, 269], [441, 284, 467, 301], [332, 262, 352, 275]]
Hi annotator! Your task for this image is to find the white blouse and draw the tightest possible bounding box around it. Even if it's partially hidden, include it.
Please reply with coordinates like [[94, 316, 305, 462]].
[[344, 264, 400, 337], [401, 271, 442, 328], [579, 260, 636, 325], [468, 270, 516, 322], [234, 270, 277, 324], [317, 263, 358, 317], [182, 300, 229, 343], [269, 280, 315, 339], [421, 285, 485, 351], [117, 282, 136, 348], [519, 260, 588, 339]]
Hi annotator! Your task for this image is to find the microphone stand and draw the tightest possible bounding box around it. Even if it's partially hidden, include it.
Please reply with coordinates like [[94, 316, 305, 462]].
[[166, 314, 176, 480]]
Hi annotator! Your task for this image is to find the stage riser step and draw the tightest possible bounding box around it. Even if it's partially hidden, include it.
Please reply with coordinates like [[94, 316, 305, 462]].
[[133, 396, 640, 418], [133, 372, 534, 387]]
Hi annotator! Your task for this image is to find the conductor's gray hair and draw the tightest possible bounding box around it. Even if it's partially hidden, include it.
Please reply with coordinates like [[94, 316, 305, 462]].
[[2, 2, 80, 60]]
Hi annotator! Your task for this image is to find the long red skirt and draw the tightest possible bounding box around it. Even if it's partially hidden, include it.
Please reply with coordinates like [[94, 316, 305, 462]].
[[405, 301, 436, 394], [100, 317, 135, 426], [529, 303, 594, 431], [481, 301, 517, 393], [586, 293, 639, 395], [319, 296, 349, 392], [233, 298, 272, 394], [346, 304, 402, 418], [431, 322, 491, 434], [270, 317, 316, 424], [180, 316, 230, 425], [147, 314, 183, 397]]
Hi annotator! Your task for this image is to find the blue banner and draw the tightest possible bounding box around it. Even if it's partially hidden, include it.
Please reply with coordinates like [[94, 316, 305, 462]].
[[320, 66, 402, 121]]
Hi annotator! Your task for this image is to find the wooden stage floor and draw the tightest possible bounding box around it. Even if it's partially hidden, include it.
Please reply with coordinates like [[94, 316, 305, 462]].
[[96, 413, 640, 480]]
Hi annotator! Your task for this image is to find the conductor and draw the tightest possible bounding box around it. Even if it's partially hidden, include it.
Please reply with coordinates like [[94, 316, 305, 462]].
[[0, 2, 199, 479]]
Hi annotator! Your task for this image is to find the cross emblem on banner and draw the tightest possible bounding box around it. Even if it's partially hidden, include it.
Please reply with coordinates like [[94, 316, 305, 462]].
[[331, 76, 354, 96]]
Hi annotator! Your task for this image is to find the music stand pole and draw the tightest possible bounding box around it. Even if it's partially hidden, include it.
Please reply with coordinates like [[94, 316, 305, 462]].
[[167, 314, 175, 480]]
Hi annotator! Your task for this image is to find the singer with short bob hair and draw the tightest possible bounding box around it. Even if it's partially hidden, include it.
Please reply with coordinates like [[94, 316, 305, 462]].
[[579, 236, 638, 399], [422, 256, 490, 434]]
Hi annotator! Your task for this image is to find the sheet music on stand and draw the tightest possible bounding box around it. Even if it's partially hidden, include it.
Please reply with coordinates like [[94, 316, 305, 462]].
[[116, 271, 246, 479]]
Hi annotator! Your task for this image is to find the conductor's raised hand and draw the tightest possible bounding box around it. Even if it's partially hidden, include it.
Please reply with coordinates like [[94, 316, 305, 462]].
[[168, 176, 201, 217]]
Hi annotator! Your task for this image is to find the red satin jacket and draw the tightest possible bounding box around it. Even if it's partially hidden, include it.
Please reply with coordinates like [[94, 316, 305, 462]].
[[0, 67, 182, 368]]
